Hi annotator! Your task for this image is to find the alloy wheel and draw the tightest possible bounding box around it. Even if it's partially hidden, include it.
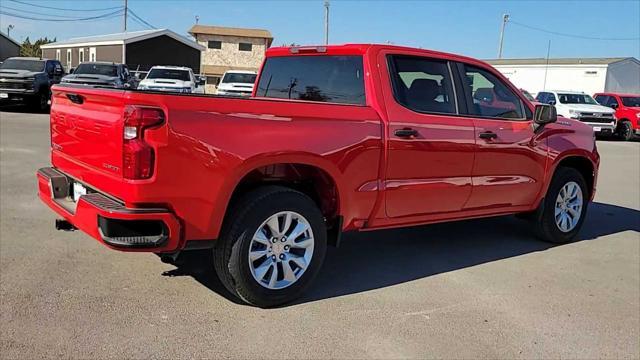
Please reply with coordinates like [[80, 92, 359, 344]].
[[554, 181, 583, 232], [248, 211, 315, 289]]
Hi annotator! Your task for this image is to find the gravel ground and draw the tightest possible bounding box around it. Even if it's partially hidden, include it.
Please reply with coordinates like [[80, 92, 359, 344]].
[[1, 107, 638, 359]]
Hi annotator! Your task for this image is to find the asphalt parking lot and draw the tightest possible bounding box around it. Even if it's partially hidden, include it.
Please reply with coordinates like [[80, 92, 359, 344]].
[[1, 107, 638, 359]]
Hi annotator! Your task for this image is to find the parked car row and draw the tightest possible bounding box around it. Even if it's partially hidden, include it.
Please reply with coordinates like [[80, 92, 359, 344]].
[[531, 90, 639, 141], [0, 56, 261, 111]]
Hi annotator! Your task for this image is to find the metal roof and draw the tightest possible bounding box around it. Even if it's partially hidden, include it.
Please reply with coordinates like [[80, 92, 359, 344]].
[[40, 29, 205, 51], [0, 31, 21, 47], [189, 25, 273, 47], [485, 57, 638, 66]]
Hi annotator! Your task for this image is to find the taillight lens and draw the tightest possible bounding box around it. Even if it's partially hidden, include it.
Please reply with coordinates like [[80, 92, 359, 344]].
[[123, 106, 164, 180]]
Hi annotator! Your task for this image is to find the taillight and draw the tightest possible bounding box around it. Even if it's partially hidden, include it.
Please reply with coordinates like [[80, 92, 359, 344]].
[[123, 106, 164, 180]]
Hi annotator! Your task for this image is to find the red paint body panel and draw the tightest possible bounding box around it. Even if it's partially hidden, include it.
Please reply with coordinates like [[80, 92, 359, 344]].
[[39, 44, 600, 252]]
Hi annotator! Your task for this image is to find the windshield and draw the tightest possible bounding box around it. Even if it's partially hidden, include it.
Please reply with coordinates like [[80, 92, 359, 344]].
[[621, 96, 640, 107], [74, 63, 118, 77], [146, 69, 190, 81], [222, 73, 257, 84], [0, 59, 45, 72], [558, 93, 598, 105]]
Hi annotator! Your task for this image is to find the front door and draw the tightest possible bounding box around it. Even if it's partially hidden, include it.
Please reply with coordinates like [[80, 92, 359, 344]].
[[456, 63, 546, 209], [382, 54, 476, 218]]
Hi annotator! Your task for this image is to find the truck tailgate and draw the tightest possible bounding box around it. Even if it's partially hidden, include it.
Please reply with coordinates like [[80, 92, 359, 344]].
[[50, 86, 126, 179]]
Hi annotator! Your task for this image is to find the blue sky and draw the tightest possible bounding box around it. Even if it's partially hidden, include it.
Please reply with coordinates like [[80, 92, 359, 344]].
[[2, 0, 639, 59]]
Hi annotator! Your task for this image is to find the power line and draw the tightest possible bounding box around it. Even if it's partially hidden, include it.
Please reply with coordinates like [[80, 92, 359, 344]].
[[0, 4, 119, 18], [9, 0, 123, 12], [0, 9, 124, 22], [510, 20, 640, 41], [128, 9, 156, 29]]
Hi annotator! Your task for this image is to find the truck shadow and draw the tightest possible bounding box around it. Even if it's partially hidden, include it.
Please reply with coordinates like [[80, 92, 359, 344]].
[[161, 201, 640, 306]]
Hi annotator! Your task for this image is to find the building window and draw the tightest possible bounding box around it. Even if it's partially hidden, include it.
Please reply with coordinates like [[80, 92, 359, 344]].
[[79, 48, 85, 63], [206, 76, 221, 86], [66, 49, 72, 68], [89, 47, 96, 62], [239, 43, 252, 52], [208, 41, 221, 49], [55, 50, 60, 60]]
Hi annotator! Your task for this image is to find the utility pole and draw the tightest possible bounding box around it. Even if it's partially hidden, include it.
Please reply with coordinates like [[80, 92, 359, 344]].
[[542, 40, 551, 91], [124, 0, 128, 32], [497, 13, 509, 59], [7, 24, 14, 38], [324, 0, 330, 45]]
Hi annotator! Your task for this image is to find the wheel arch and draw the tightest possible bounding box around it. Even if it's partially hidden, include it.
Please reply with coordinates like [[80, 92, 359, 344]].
[[550, 154, 597, 200], [209, 154, 344, 240]]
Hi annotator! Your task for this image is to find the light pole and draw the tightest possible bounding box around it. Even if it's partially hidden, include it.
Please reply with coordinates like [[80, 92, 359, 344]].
[[7, 24, 15, 38], [324, 0, 330, 45], [497, 14, 509, 59]]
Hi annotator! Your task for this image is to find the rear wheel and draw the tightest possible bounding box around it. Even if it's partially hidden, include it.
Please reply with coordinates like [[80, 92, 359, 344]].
[[533, 167, 589, 243], [213, 186, 327, 307], [617, 120, 633, 141]]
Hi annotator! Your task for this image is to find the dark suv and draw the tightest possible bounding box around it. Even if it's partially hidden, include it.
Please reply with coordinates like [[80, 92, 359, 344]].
[[61, 62, 138, 89], [0, 57, 64, 111]]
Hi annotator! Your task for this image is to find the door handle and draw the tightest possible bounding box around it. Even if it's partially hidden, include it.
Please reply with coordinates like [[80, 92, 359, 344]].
[[394, 128, 419, 138], [478, 131, 498, 140]]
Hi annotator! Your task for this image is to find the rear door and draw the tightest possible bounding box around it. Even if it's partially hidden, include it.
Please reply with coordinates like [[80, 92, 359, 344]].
[[454, 62, 546, 209], [381, 52, 475, 218]]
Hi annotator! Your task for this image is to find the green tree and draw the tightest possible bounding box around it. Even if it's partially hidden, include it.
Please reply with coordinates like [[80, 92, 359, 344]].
[[20, 37, 56, 58]]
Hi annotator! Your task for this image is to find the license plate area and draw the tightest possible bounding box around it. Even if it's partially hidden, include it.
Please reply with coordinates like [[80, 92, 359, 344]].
[[0, 93, 8, 99], [593, 126, 602, 132], [72, 182, 87, 202]]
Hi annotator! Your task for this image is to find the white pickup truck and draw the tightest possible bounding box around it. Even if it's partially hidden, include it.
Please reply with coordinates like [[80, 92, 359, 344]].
[[536, 90, 616, 135], [137, 66, 204, 94], [215, 70, 257, 96]]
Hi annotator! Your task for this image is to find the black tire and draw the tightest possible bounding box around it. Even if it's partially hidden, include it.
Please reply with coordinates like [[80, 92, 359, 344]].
[[617, 120, 634, 141], [213, 186, 327, 307], [31, 91, 49, 113], [533, 167, 589, 243]]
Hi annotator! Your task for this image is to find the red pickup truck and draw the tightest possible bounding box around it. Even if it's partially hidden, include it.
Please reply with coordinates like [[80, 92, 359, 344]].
[[593, 92, 640, 141], [38, 44, 599, 307]]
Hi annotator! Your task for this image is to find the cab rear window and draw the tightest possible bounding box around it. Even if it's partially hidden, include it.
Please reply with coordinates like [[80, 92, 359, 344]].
[[255, 55, 365, 105]]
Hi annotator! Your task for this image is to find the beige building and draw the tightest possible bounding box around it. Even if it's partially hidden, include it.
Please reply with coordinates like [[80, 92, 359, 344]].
[[189, 25, 273, 93]]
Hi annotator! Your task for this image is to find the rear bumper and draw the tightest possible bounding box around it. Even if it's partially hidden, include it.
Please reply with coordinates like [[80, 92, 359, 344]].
[[37, 167, 182, 252]]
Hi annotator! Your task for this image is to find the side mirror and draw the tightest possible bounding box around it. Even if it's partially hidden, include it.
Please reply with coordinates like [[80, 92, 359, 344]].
[[548, 100, 556, 105], [610, 103, 618, 109], [534, 104, 557, 126], [197, 76, 206, 86]]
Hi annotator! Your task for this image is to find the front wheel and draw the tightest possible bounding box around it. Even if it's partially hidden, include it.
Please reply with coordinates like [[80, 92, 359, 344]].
[[533, 167, 589, 243], [31, 92, 49, 113], [213, 186, 327, 307], [617, 121, 634, 141]]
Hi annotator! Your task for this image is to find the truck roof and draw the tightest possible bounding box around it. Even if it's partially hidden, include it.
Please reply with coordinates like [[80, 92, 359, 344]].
[[265, 44, 490, 67], [149, 65, 192, 71]]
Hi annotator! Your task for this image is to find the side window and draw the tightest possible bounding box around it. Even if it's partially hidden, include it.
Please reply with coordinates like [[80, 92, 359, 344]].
[[388, 55, 456, 115], [462, 65, 524, 119], [536, 92, 547, 103], [594, 95, 608, 106], [548, 93, 557, 104], [45, 61, 55, 74], [255, 55, 365, 105], [607, 96, 619, 107]]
